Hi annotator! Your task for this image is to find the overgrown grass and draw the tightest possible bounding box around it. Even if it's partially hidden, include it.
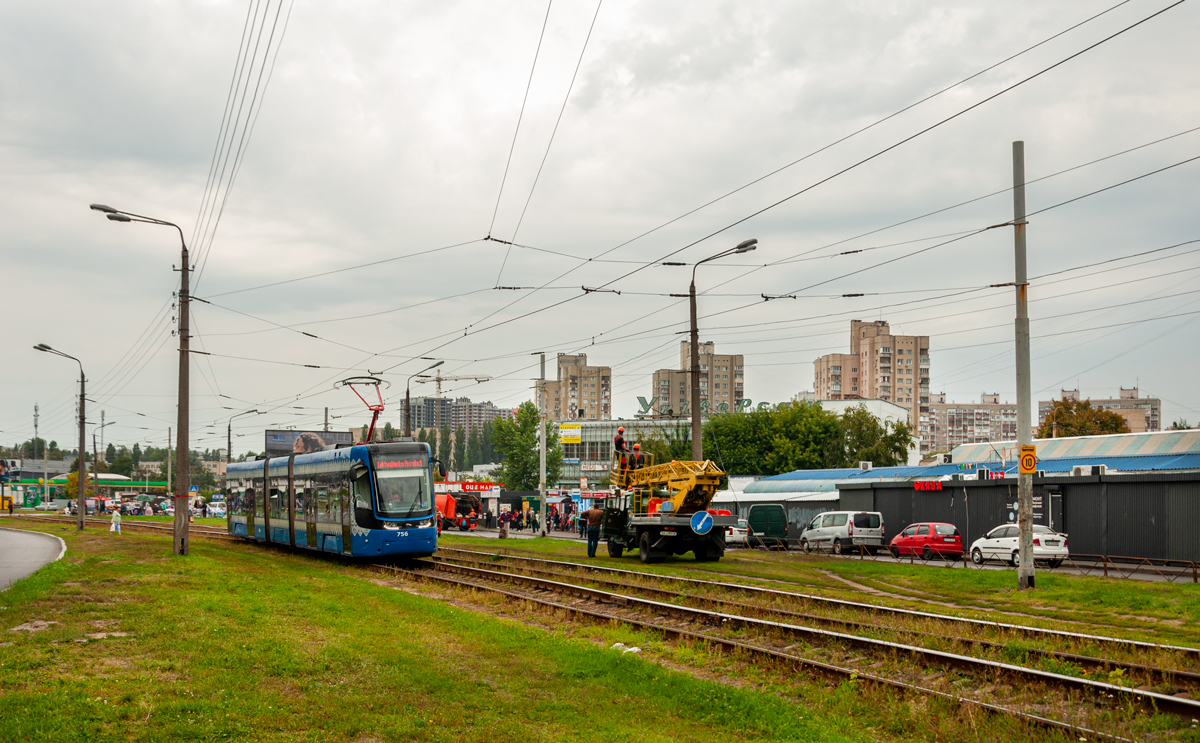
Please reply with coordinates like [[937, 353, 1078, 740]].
[[0, 518, 860, 742]]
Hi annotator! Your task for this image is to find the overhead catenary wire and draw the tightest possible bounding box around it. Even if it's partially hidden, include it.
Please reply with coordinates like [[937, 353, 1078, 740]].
[[489, 0, 555, 285]]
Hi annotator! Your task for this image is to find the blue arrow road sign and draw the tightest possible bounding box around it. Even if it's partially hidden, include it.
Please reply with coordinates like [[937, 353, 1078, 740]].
[[690, 510, 713, 536]]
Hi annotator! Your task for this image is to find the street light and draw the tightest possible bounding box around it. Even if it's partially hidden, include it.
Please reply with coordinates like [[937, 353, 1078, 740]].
[[91, 203, 192, 556], [93, 418, 115, 511], [34, 343, 87, 531], [406, 360, 444, 437], [688, 239, 757, 461]]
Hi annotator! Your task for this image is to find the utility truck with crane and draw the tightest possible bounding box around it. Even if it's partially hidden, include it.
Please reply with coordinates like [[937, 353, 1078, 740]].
[[601, 453, 734, 563]]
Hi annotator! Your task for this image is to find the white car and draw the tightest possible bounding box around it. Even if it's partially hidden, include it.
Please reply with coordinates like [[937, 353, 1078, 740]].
[[969, 524, 1068, 568], [725, 519, 748, 546]]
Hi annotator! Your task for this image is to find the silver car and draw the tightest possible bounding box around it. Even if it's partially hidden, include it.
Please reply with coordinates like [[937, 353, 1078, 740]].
[[969, 524, 1068, 568]]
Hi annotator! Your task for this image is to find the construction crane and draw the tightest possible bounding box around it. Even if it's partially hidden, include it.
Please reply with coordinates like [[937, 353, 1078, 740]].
[[414, 371, 493, 429]]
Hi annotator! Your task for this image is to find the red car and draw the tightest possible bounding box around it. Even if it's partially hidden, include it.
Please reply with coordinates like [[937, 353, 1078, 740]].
[[889, 522, 963, 560]]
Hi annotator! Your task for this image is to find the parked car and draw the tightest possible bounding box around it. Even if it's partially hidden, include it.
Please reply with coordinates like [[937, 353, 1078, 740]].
[[724, 518, 748, 547], [34, 502, 59, 511], [746, 504, 788, 547], [800, 511, 886, 554], [969, 524, 1068, 568], [889, 522, 963, 560]]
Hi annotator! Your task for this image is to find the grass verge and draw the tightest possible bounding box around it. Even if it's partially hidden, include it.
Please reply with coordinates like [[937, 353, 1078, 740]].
[[0, 518, 860, 743]]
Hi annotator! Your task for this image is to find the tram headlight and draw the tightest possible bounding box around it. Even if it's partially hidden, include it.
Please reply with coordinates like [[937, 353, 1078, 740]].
[[382, 522, 401, 530], [416, 519, 432, 528]]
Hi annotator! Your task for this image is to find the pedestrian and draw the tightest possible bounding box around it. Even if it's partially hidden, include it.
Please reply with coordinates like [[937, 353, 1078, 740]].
[[110, 508, 122, 535], [632, 443, 645, 470], [7, 499, 13, 516], [584, 502, 605, 557]]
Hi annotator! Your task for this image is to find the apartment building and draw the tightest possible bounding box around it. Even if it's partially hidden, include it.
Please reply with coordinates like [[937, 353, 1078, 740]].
[[813, 320, 930, 428], [924, 392, 1019, 454], [1038, 387, 1161, 433], [536, 353, 612, 422], [398, 396, 513, 433], [648, 341, 745, 416]]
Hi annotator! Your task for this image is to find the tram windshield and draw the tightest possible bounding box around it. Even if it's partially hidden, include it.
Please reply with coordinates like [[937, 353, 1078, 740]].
[[371, 454, 432, 518]]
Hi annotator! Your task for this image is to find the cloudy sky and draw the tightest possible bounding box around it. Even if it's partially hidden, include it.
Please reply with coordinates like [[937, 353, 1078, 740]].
[[3, 0, 1198, 454]]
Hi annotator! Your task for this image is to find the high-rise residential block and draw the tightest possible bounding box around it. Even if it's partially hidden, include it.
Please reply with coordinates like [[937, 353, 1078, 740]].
[[536, 353, 612, 422], [814, 320, 930, 431], [924, 392, 1019, 454], [647, 341, 745, 416], [1038, 387, 1161, 433]]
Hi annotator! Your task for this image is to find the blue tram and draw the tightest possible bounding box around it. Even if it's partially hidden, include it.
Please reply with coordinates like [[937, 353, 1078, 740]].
[[225, 442, 439, 558]]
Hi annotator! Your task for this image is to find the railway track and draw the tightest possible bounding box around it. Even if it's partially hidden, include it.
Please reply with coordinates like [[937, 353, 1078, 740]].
[[13, 514, 235, 540], [439, 546, 1200, 660], [381, 560, 1157, 740], [430, 550, 1200, 692]]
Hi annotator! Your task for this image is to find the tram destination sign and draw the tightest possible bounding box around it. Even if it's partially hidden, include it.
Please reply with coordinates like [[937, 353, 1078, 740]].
[[265, 430, 353, 456]]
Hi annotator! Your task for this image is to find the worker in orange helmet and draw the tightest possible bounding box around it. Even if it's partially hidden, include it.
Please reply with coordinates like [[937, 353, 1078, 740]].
[[614, 426, 628, 472], [632, 443, 645, 470]]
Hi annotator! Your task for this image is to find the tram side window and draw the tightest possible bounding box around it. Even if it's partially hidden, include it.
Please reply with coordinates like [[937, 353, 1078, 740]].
[[269, 482, 286, 520], [254, 483, 265, 516], [353, 468, 371, 512], [313, 471, 341, 524]]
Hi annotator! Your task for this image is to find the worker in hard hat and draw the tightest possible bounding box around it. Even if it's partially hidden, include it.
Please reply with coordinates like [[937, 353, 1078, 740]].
[[614, 426, 629, 473], [632, 443, 645, 470]]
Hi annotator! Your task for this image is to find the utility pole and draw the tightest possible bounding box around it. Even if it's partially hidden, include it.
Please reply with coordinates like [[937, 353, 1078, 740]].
[[100, 410, 106, 463], [88, 204, 189, 554], [1013, 141, 1035, 590], [77, 375, 86, 531], [539, 353, 547, 537], [176, 237, 190, 556], [167, 427, 172, 499], [93, 432, 101, 511], [324, 407, 329, 432], [689, 284, 703, 461]]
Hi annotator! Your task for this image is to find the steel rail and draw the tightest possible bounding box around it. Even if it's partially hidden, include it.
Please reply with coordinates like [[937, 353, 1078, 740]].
[[424, 557, 1200, 718], [376, 562, 1132, 741], [15, 514, 234, 539], [440, 546, 1200, 659], [431, 552, 1200, 688]]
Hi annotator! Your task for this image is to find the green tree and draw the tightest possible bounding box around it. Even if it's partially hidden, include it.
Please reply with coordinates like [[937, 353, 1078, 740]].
[[453, 426, 466, 472], [438, 426, 452, 467], [833, 404, 913, 467], [641, 421, 691, 466], [131, 443, 142, 467], [481, 420, 496, 463], [110, 449, 135, 478], [105, 443, 116, 463], [1171, 418, 1193, 430], [1036, 397, 1132, 438], [492, 401, 563, 491], [703, 408, 782, 476], [465, 426, 482, 472], [381, 422, 396, 442]]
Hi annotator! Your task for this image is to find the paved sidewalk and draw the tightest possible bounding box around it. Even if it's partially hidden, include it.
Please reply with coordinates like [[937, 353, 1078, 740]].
[[0, 527, 66, 590]]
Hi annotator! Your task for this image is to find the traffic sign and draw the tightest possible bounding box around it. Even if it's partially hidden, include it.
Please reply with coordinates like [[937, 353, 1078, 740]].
[[690, 510, 713, 536], [189, 485, 199, 493], [580, 477, 588, 489], [1019, 445, 1037, 475]]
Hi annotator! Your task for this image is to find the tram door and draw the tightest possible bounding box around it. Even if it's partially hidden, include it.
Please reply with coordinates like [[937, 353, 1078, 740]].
[[340, 479, 352, 554]]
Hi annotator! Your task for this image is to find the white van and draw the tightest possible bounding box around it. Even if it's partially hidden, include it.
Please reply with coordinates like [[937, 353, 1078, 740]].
[[799, 511, 886, 555]]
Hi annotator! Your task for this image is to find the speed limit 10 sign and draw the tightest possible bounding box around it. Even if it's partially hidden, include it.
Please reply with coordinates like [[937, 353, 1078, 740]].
[[1019, 445, 1038, 474]]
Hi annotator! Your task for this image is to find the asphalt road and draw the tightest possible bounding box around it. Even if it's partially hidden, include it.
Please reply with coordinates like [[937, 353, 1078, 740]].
[[0, 528, 64, 590]]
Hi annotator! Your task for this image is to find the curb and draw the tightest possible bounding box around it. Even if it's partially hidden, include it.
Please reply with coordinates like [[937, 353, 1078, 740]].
[[0, 525, 68, 563]]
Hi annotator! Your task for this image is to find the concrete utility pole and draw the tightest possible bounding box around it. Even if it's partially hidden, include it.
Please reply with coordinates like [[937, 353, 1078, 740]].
[[100, 410, 106, 463], [324, 407, 329, 433], [90, 204, 190, 555], [688, 239, 758, 461], [538, 353, 547, 537], [167, 427, 172, 499], [1012, 141, 1036, 590]]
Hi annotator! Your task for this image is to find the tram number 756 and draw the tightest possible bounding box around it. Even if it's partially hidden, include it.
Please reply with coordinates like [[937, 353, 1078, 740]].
[[399, 531, 409, 537]]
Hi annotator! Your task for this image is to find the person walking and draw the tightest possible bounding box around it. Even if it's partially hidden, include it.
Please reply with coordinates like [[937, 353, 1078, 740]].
[[584, 502, 605, 557], [110, 508, 122, 535]]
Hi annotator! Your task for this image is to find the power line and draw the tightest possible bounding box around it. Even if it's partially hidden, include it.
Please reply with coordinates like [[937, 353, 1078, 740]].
[[488, 0, 554, 246], [508, 0, 604, 244]]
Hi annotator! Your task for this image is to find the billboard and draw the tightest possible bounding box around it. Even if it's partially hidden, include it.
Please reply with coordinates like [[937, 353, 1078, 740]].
[[264, 430, 353, 456], [559, 424, 581, 445]]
